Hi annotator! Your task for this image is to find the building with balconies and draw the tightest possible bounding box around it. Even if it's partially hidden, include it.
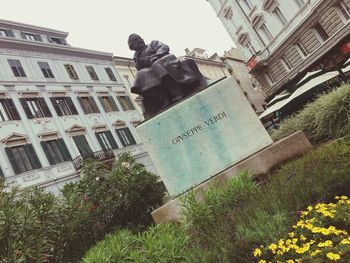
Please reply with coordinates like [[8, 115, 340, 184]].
[[0, 19, 154, 193], [206, 0, 350, 100]]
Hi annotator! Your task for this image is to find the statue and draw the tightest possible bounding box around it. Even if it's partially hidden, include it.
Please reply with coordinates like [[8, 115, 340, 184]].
[[128, 34, 208, 119]]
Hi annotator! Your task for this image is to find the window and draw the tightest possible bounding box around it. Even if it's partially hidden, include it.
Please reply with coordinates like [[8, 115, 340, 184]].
[[5, 144, 42, 174], [223, 6, 233, 19], [73, 135, 93, 158], [245, 41, 257, 56], [86, 66, 99, 80], [273, 6, 288, 26], [242, 0, 253, 10], [259, 23, 273, 42], [0, 99, 21, 121], [20, 97, 52, 119], [22, 32, 42, 42], [105, 67, 117, 81], [117, 96, 135, 111], [338, 1, 350, 21], [38, 62, 55, 78], [50, 97, 78, 116], [96, 131, 118, 150], [265, 71, 275, 85], [314, 22, 329, 42], [294, 0, 305, 8], [64, 64, 79, 80], [281, 56, 292, 71], [98, 96, 119, 112], [296, 41, 309, 58], [41, 139, 72, 165], [115, 127, 136, 147], [8, 59, 27, 77], [77, 96, 100, 114], [48, 36, 67, 45], [0, 29, 14, 38]]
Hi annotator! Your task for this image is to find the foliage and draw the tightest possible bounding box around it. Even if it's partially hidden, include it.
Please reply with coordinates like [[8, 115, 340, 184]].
[[82, 224, 190, 263], [0, 152, 165, 262], [271, 85, 350, 144], [254, 196, 350, 262], [179, 135, 350, 262]]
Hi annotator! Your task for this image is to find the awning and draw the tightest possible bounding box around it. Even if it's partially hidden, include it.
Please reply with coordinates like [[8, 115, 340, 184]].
[[260, 71, 339, 120]]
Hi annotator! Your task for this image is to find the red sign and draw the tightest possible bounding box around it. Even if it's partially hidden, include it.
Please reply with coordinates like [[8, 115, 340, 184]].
[[340, 40, 350, 55], [247, 57, 257, 71]]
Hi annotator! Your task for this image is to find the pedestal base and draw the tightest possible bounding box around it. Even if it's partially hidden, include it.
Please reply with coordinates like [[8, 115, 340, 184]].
[[151, 131, 312, 223]]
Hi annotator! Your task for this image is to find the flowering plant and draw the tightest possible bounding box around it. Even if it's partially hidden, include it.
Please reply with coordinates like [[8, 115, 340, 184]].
[[253, 196, 350, 262]]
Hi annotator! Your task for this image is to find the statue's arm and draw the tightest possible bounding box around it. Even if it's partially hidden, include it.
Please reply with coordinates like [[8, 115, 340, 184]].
[[150, 41, 170, 64]]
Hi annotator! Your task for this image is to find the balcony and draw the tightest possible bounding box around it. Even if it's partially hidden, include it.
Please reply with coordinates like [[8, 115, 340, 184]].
[[72, 149, 115, 171]]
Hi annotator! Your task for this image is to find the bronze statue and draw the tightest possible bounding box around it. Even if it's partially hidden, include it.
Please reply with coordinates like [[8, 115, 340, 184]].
[[128, 34, 207, 119]]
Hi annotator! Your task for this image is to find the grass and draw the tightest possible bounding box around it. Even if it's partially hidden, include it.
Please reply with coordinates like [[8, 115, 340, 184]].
[[271, 85, 350, 144], [83, 135, 350, 263]]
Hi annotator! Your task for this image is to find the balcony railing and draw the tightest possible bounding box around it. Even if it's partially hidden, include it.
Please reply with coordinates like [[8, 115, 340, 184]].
[[72, 149, 115, 171]]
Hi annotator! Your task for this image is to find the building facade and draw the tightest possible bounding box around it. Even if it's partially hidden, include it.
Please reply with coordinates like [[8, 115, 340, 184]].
[[183, 47, 266, 113], [222, 48, 266, 113], [206, 0, 350, 99], [113, 56, 144, 117], [0, 20, 153, 193]]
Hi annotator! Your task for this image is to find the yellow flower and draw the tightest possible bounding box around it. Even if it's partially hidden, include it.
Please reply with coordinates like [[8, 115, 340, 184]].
[[288, 232, 295, 238], [253, 248, 262, 257], [286, 260, 295, 263], [318, 240, 333, 247], [258, 260, 266, 263], [326, 252, 341, 261], [340, 238, 350, 245], [310, 249, 321, 256], [269, 243, 278, 253], [300, 234, 307, 241]]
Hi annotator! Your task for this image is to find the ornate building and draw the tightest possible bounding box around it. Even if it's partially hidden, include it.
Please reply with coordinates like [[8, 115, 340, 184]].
[[183, 47, 266, 113], [206, 0, 350, 99], [0, 19, 154, 193]]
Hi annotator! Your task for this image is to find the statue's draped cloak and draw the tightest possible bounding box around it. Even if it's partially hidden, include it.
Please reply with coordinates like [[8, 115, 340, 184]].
[[131, 40, 204, 94]]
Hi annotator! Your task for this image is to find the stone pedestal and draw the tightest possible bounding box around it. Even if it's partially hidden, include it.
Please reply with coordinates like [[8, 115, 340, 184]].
[[151, 131, 312, 223], [136, 77, 273, 196]]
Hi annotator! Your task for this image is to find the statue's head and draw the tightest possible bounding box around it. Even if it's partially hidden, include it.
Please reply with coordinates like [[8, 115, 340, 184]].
[[128, 34, 146, 51]]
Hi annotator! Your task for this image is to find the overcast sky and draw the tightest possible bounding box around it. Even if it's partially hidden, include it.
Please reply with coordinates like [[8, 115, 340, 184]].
[[1, 0, 235, 58]]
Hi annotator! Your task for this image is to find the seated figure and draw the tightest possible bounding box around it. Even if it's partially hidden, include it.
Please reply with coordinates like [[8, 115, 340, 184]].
[[128, 34, 207, 119]]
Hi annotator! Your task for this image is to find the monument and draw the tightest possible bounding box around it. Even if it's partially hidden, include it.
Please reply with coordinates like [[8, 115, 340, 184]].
[[128, 35, 312, 222]]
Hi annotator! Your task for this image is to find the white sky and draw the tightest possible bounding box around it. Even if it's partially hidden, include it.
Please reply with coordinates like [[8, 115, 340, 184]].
[[1, 0, 235, 58]]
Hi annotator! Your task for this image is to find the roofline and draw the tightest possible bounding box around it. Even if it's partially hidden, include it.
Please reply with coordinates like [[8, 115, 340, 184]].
[[0, 38, 113, 60], [0, 19, 69, 36]]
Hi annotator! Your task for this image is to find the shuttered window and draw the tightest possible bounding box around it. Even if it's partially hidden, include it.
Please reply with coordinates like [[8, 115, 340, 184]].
[[86, 66, 99, 80], [73, 135, 93, 158], [21, 32, 42, 42], [77, 96, 100, 114], [98, 96, 119, 112], [0, 29, 14, 38], [0, 99, 21, 121], [105, 67, 117, 81], [50, 97, 78, 116], [117, 96, 135, 111], [96, 131, 118, 150], [41, 139, 72, 165], [20, 97, 52, 119], [8, 59, 27, 77], [38, 62, 55, 78], [64, 64, 79, 80], [115, 127, 136, 147], [5, 144, 42, 174]]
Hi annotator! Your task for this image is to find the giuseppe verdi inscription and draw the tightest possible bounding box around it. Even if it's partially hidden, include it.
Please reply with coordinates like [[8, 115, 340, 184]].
[[171, 111, 227, 144]]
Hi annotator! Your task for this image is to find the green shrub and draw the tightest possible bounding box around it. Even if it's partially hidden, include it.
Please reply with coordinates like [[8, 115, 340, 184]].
[[82, 224, 190, 263], [0, 152, 165, 262], [271, 85, 350, 144], [180, 136, 350, 262]]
